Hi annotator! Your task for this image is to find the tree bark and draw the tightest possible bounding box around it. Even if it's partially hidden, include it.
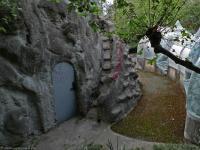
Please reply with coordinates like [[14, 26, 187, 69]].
[[154, 45, 200, 74], [146, 28, 200, 74]]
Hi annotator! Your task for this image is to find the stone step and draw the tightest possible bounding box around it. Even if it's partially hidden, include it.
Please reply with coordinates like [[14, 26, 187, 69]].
[[128, 54, 132, 58], [124, 60, 131, 65], [123, 81, 129, 87], [103, 41, 111, 50], [129, 71, 138, 80], [123, 54, 128, 59], [123, 72, 130, 81], [103, 50, 111, 60], [123, 50, 128, 56], [129, 80, 136, 87], [125, 88, 135, 99], [124, 61, 133, 68], [128, 57, 133, 62], [118, 93, 127, 101], [129, 53, 137, 57], [131, 90, 142, 99], [103, 61, 111, 70], [131, 57, 137, 63], [118, 88, 135, 102], [101, 74, 112, 83], [111, 105, 122, 116], [102, 36, 110, 41], [124, 56, 134, 63], [102, 69, 111, 74], [124, 72, 130, 81], [118, 88, 141, 103], [130, 84, 140, 93], [124, 71, 130, 77], [128, 67, 136, 73]]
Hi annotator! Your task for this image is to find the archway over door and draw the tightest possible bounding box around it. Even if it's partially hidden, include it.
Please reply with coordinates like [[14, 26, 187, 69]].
[[52, 62, 76, 124]]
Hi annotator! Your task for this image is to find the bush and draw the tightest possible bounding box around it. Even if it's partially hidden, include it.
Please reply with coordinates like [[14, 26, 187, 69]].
[[180, 1, 200, 33], [0, 0, 18, 33], [153, 144, 200, 150]]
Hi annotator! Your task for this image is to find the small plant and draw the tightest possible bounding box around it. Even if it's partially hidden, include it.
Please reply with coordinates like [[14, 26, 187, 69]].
[[130, 148, 145, 150], [106, 139, 114, 150], [0, 0, 19, 33], [49, 0, 105, 16], [180, 1, 200, 32], [153, 144, 200, 150], [80, 143, 105, 150]]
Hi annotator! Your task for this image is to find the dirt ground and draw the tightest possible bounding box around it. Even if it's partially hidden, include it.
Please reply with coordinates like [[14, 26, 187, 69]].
[[112, 71, 186, 143]]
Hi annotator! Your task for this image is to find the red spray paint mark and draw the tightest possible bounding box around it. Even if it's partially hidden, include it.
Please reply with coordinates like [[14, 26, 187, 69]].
[[112, 40, 124, 80]]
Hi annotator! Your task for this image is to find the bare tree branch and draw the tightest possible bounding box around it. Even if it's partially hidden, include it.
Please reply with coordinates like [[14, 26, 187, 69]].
[[154, 45, 200, 73], [146, 29, 200, 74]]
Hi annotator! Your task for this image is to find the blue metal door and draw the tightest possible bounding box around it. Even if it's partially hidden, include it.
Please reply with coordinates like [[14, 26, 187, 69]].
[[52, 63, 76, 124]]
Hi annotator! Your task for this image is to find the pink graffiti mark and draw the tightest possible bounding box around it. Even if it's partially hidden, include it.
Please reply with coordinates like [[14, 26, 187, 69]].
[[112, 40, 124, 80]]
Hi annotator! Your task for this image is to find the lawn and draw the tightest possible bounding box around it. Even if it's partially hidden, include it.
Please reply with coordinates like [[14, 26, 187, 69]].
[[111, 71, 186, 143]]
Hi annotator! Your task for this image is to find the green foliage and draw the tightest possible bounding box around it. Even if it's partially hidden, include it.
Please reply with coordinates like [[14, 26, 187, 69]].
[[49, 0, 106, 16], [153, 144, 200, 150], [148, 55, 158, 65], [0, 0, 18, 33], [67, 0, 101, 16], [49, 0, 62, 3], [80, 143, 105, 150], [125, 147, 145, 150], [89, 20, 101, 32], [113, 0, 187, 45], [179, 0, 200, 32], [0, 26, 6, 33], [137, 49, 143, 55], [49, 0, 107, 34], [79, 143, 199, 150]]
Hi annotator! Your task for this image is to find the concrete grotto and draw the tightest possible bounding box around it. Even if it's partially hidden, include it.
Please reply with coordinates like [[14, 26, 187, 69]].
[[0, 0, 141, 146]]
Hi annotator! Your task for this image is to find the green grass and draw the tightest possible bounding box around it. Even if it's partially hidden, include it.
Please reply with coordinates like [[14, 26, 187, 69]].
[[153, 144, 200, 150], [111, 71, 186, 143], [78, 143, 200, 150]]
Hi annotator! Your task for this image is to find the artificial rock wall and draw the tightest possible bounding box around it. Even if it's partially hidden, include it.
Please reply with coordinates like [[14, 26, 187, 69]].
[[0, 0, 102, 146], [0, 0, 141, 146], [96, 35, 141, 122]]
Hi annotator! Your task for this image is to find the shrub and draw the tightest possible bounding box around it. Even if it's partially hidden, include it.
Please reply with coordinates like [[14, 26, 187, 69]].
[[0, 0, 19, 33]]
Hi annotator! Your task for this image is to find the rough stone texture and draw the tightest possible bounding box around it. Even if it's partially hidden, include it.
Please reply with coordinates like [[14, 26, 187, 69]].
[[97, 28, 142, 122], [0, 0, 102, 146], [0, 1, 141, 146]]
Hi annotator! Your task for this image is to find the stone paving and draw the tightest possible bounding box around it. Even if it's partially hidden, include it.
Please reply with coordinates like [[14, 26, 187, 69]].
[[35, 118, 157, 150]]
